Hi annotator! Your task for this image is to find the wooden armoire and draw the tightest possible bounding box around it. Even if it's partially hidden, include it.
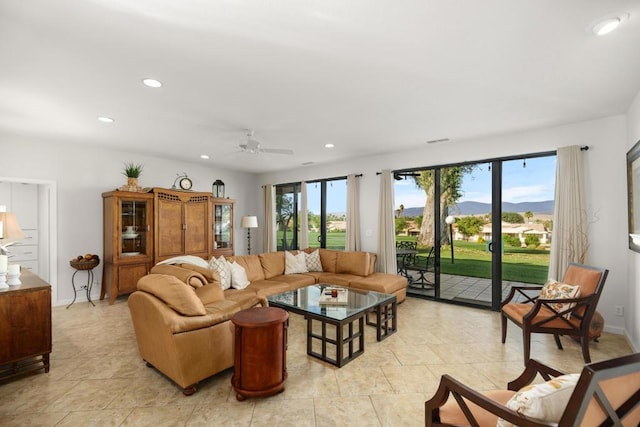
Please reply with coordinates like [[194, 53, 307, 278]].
[[101, 188, 235, 304]]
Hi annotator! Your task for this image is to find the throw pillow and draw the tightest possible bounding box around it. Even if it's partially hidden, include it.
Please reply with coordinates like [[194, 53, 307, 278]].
[[305, 249, 323, 272], [285, 251, 308, 274], [539, 279, 581, 319], [137, 274, 206, 316], [229, 261, 250, 289], [209, 256, 232, 290], [497, 373, 580, 427]]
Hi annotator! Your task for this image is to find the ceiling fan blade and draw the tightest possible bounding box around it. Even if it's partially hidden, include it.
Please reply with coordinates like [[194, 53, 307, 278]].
[[260, 148, 294, 155]]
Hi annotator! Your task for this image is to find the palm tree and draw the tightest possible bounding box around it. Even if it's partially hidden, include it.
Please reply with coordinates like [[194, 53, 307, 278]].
[[525, 210, 533, 223], [414, 166, 474, 247]]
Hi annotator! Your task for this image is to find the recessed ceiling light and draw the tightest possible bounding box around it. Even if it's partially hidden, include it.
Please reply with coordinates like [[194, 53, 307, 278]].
[[200, 154, 210, 159], [97, 116, 114, 123], [142, 78, 163, 88], [589, 13, 629, 35], [324, 143, 334, 148]]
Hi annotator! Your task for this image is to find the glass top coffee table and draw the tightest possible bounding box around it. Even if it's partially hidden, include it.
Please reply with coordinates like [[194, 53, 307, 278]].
[[267, 284, 397, 367]]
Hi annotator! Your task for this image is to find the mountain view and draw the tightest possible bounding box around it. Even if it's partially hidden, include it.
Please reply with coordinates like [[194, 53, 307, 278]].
[[400, 200, 554, 217]]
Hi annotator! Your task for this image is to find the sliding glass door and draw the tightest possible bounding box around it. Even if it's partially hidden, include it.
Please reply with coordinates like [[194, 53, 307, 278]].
[[395, 154, 554, 310]]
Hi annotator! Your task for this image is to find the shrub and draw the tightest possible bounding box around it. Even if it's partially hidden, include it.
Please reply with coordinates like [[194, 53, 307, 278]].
[[525, 235, 540, 247], [503, 234, 522, 247]]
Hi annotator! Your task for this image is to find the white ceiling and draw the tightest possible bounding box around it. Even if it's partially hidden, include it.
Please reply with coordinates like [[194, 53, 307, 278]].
[[1, 1, 640, 173]]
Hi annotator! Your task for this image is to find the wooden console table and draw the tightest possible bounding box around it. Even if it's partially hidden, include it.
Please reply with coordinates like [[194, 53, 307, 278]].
[[0, 270, 52, 381], [231, 307, 288, 401]]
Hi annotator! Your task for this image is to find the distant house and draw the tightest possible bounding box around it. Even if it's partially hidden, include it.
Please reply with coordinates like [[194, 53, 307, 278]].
[[327, 220, 346, 232], [480, 222, 549, 246]]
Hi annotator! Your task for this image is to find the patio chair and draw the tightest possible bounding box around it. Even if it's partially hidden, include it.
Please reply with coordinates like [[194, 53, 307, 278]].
[[405, 246, 435, 288], [396, 240, 417, 276], [425, 352, 640, 426], [501, 262, 609, 364]]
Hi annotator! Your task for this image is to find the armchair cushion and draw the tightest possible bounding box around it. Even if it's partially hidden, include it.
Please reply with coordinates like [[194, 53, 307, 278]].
[[137, 274, 206, 316], [177, 263, 221, 285], [497, 373, 580, 427], [149, 264, 208, 289], [259, 251, 285, 279], [539, 279, 581, 319], [194, 283, 225, 304]]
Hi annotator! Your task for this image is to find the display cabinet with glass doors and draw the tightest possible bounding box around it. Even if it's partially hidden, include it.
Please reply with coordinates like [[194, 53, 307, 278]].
[[101, 191, 154, 304], [212, 198, 234, 258]]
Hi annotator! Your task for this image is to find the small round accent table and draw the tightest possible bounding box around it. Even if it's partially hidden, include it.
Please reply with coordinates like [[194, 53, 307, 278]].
[[231, 307, 288, 401], [67, 258, 100, 309]]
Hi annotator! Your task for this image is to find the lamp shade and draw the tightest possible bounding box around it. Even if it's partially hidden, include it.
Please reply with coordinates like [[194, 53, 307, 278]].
[[445, 215, 456, 225], [0, 211, 25, 242], [241, 215, 258, 229]]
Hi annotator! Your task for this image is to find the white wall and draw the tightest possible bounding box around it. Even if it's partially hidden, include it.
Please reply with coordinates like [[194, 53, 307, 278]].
[[626, 90, 640, 351], [260, 115, 632, 340], [0, 134, 260, 306]]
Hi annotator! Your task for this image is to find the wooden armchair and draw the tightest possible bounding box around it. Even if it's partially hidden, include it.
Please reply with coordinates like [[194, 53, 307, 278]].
[[501, 263, 608, 364], [425, 352, 640, 426]]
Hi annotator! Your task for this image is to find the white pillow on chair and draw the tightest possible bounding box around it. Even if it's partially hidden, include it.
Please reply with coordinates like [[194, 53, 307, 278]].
[[497, 373, 580, 427]]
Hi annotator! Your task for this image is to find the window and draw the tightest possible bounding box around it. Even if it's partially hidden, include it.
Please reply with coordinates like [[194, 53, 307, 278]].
[[275, 178, 347, 251]]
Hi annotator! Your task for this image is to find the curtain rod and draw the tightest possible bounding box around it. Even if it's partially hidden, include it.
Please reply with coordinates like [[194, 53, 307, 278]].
[[581, 146, 589, 151]]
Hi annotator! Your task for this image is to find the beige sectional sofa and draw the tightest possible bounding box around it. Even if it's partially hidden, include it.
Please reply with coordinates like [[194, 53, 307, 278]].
[[128, 248, 407, 394]]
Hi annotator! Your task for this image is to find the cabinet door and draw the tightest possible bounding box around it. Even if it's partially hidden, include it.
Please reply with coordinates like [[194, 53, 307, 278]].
[[184, 199, 208, 255], [215, 204, 233, 250], [0, 288, 51, 362], [156, 198, 184, 257], [118, 264, 149, 294], [120, 198, 152, 258]]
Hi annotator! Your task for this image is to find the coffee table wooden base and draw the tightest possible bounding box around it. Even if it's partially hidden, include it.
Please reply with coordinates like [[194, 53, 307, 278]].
[[307, 315, 365, 368]]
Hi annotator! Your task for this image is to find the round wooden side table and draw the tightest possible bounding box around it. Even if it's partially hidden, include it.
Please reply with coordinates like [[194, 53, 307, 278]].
[[231, 307, 288, 401]]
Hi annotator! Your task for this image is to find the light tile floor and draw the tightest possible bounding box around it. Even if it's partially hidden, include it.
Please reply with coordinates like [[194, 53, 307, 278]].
[[0, 296, 634, 426]]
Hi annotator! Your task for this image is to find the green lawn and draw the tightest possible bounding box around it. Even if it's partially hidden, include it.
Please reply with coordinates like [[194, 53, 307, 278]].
[[415, 240, 549, 284], [279, 232, 549, 284]]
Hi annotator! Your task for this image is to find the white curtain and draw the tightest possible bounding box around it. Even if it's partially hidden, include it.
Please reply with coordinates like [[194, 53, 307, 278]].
[[262, 184, 277, 252], [377, 170, 397, 273], [345, 174, 360, 251], [299, 181, 309, 249], [548, 145, 586, 279]]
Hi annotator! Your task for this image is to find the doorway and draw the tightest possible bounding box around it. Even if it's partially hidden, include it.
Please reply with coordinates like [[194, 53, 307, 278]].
[[0, 177, 58, 305]]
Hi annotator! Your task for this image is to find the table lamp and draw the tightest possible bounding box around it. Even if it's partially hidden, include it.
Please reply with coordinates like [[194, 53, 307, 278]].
[[240, 215, 258, 255], [0, 208, 26, 289]]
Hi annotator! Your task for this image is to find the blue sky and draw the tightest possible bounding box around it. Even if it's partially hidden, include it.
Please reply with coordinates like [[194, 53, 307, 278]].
[[394, 155, 557, 210], [306, 180, 348, 214], [302, 155, 556, 214]]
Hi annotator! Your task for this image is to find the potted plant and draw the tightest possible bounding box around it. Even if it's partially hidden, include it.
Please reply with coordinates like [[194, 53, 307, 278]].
[[122, 162, 143, 188]]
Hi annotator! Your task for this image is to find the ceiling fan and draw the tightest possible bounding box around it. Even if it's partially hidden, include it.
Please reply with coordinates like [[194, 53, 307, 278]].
[[239, 131, 294, 155]]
